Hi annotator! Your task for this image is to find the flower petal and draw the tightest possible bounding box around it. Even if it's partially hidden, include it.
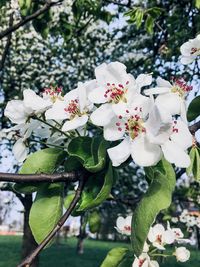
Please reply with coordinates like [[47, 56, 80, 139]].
[[62, 115, 88, 132], [107, 138, 131, 167], [45, 100, 69, 120], [104, 118, 125, 141], [13, 139, 28, 162], [157, 77, 172, 88], [144, 87, 170, 96], [4, 100, 29, 124], [23, 89, 51, 112], [161, 140, 191, 168], [170, 120, 192, 150], [130, 134, 162, 167], [136, 74, 152, 91], [155, 93, 182, 116], [90, 104, 115, 126], [88, 86, 108, 104], [116, 216, 125, 230]]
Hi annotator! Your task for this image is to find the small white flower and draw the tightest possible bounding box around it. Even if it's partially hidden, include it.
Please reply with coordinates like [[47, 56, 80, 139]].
[[115, 215, 132, 236], [174, 247, 190, 262], [180, 34, 200, 64], [45, 81, 94, 132], [144, 77, 193, 122], [89, 62, 152, 127], [132, 253, 159, 267], [148, 224, 175, 250], [4, 100, 30, 124]]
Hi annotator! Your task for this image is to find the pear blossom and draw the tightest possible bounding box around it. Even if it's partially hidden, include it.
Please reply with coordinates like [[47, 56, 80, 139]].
[[148, 224, 175, 250], [12, 138, 29, 163], [167, 222, 190, 244], [106, 105, 167, 167], [115, 215, 132, 236], [174, 247, 190, 262], [5, 89, 52, 125], [132, 253, 159, 267], [45, 81, 94, 132], [180, 34, 200, 64], [160, 119, 192, 168], [144, 77, 193, 122], [89, 61, 152, 126]]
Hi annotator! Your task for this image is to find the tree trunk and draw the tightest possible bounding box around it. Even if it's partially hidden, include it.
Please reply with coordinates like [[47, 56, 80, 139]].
[[76, 215, 87, 255], [21, 195, 39, 267]]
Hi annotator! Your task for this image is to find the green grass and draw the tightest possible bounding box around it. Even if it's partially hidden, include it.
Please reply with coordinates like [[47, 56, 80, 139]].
[[0, 236, 199, 267]]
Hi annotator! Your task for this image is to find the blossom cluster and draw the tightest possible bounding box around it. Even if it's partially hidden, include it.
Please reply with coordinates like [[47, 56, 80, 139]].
[[172, 210, 200, 229], [4, 61, 193, 167], [115, 216, 191, 267]]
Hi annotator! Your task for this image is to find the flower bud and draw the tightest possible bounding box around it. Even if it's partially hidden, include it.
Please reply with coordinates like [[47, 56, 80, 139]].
[[175, 247, 190, 262]]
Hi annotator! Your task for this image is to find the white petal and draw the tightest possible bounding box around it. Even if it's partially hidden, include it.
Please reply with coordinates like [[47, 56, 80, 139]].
[[170, 120, 192, 150], [95, 61, 128, 85], [23, 89, 51, 112], [156, 93, 182, 116], [103, 118, 125, 141], [130, 94, 152, 118], [62, 115, 88, 132], [45, 100, 69, 120], [180, 56, 195, 65], [157, 77, 172, 88], [107, 138, 131, 167], [144, 87, 170, 95], [163, 230, 175, 244], [150, 261, 160, 267], [125, 216, 132, 227], [64, 88, 78, 102], [90, 104, 115, 126], [78, 82, 87, 113], [13, 139, 28, 162], [136, 74, 152, 91], [88, 86, 107, 104], [116, 217, 126, 230], [111, 102, 128, 117], [130, 135, 162, 167], [161, 140, 191, 168], [4, 100, 29, 124]]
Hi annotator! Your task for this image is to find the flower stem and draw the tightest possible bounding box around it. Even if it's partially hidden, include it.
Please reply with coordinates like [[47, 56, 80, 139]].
[[34, 116, 71, 138], [29, 138, 65, 150]]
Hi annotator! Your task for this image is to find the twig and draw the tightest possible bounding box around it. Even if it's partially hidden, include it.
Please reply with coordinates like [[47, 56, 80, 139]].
[[0, 171, 80, 183], [17, 175, 87, 267], [189, 120, 200, 135], [0, 13, 14, 71], [0, 0, 62, 40]]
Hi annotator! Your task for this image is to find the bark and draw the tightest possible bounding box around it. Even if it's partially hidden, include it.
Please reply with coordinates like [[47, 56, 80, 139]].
[[21, 195, 39, 267], [76, 215, 87, 255]]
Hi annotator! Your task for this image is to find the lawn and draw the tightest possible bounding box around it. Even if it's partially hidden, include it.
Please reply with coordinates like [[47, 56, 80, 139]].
[[0, 236, 199, 267]]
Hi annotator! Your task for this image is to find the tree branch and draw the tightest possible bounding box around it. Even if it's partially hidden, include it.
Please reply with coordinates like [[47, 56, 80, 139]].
[[189, 120, 200, 135], [0, 0, 62, 40], [0, 171, 81, 183], [0, 13, 14, 72], [17, 174, 87, 267]]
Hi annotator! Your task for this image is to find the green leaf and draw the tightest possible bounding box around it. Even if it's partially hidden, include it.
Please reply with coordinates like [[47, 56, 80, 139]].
[[76, 163, 113, 211], [88, 211, 101, 233], [187, 96, 200, 122], [13, 183, 38, 194], [145, 15, 154, 34], [68, 136, 107, 173], [135, 9, 144, 29], [29, 183, 63, 244], [100, 247, 131, 267], [19, 0, 32, 17], [146, 7, 163, 18], [187, 147, 200, 180], [131, 159, 176, 256], [64, 156, 82, 172], [196, 0, 200, 9], [19, 148, 66, 174]]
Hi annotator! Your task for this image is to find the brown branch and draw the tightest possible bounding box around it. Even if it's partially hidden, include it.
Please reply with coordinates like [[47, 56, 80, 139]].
[[189, 120, 200, 135], [0, 13, 14, 72], [0, 0, 62, 40], [17, 175, 87, 267], [0, 171, 81, 183]]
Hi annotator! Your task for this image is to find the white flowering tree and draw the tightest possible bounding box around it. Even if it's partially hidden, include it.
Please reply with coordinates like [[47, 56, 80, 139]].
[[0, 1, 200, 267]]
